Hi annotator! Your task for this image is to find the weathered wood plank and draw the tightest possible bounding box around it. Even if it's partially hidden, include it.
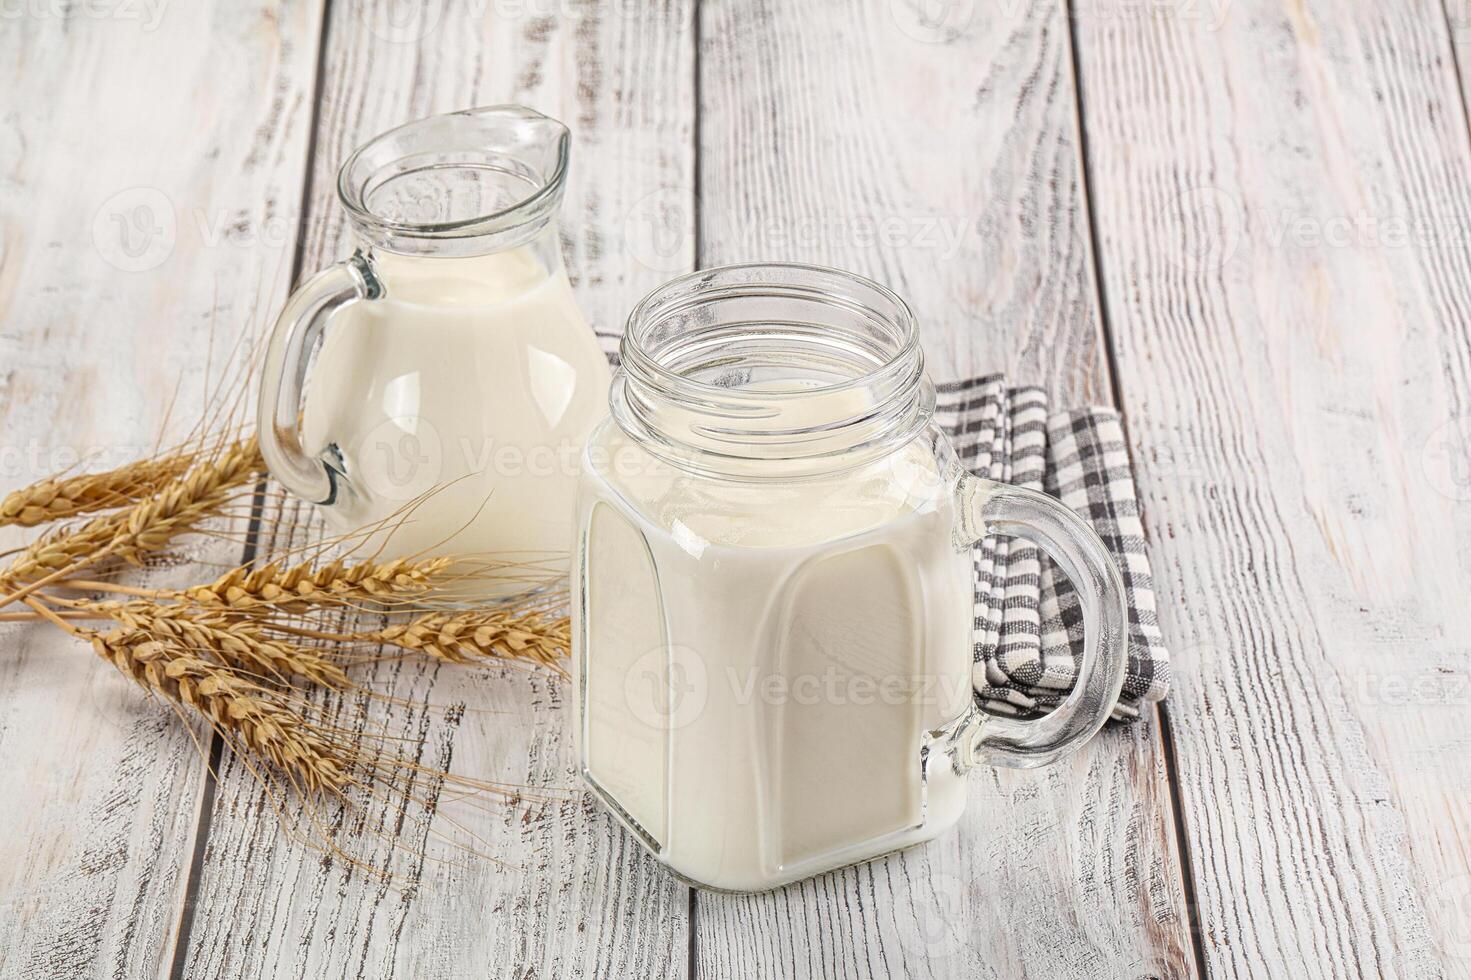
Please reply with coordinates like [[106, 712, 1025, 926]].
[[176, 1, 698, 976], [0, 3, 323, 977], [692, 2, 1196, 977], [1073, 0, 1471, 976], [699, 0, 1113, 404]]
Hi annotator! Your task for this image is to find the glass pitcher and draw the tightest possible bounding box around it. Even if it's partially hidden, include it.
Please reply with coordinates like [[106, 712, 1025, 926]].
[[572, 264, 1128, 892], [258, 106, 611, 575]]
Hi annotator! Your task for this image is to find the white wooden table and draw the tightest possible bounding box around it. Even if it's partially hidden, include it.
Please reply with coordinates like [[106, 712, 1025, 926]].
[[3, 1, 1470, 977]]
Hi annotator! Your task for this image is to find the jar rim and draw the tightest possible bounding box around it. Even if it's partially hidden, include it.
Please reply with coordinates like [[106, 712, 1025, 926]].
[[613, 262, 934, 477], [620, 262, 923, 401]]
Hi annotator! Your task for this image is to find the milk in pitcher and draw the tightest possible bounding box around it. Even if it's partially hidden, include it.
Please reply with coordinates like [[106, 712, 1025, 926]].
[[257, 106, 610, 580], [302, 245, 611, 565]]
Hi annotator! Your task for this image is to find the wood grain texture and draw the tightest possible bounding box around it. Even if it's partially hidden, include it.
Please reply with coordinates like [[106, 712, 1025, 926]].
[[175, 1, 699, 977], [0, 2, 322, 978], [693, 2, 1196, 977], [698, 0, 1112, 402], [1073, 0, 1471, 976]]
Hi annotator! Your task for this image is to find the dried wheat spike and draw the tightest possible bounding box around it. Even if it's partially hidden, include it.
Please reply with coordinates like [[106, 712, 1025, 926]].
[[369, 609, 570, 671], [183, 555, 456, 612], [92, 600, 352, 689], [86, 626, 350, 795], [0, 452, 201, 528], [0, 437, 262, 596]]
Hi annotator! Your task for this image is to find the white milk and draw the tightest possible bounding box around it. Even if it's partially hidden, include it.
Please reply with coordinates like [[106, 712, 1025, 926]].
[[301, 246, 610, 571], [575, 421, 974, 891]]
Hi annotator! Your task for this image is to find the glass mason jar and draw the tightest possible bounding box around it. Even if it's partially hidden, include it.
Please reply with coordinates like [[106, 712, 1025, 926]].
[[258, 106, 611, 577], [573, 264, 1128, 892]]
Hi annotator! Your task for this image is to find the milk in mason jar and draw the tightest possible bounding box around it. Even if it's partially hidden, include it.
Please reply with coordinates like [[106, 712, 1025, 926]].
[[575, 419, 974, 891]]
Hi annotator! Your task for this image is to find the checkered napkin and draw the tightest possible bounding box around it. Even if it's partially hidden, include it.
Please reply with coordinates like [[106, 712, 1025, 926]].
[[932, 375, 1170, 722]]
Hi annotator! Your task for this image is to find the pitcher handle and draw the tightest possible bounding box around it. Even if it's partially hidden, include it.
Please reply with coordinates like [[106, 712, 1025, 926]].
[[256, 250, 381, 505], [955, 475, 1130, 769]]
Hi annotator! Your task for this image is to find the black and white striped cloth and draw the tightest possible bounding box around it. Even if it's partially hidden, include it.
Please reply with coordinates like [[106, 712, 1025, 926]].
[[934, 375, 1171, 722]]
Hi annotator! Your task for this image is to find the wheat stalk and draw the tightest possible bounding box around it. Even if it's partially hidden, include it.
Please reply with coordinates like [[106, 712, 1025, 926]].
[[0, 437, 262, 608], [43, 555, 572, 678], [1, 416, 572, 867]]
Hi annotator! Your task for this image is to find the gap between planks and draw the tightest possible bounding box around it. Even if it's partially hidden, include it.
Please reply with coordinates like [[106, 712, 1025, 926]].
[[1059, 3, 1209, 978]]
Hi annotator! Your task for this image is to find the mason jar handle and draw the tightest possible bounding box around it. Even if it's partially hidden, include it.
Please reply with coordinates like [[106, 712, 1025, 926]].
[[256, 250, 381, 506], [957, 476, 1129, 769]]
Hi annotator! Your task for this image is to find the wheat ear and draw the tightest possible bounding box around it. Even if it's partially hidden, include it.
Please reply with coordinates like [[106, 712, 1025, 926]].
[[180, 555, 457, 613], [0, 437, 262, 608], [75, 619, 351, 795], [364, 609, 570, 672], [0, 451, 203, 528], [85, 600, 352, 689]]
